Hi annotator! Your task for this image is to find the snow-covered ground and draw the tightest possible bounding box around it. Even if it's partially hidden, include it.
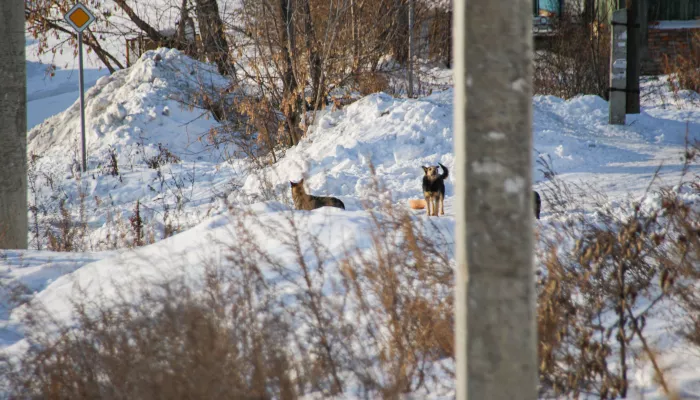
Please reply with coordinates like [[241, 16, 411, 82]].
[[2, 36, 700, 399]]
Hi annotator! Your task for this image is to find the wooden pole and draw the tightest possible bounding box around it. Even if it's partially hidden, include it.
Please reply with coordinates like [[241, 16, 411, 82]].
[[453, 0, 537, 398]]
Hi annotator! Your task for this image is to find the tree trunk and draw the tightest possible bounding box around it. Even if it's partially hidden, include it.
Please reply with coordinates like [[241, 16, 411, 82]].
[[114, 0, 177, 47], [194, 0, 233, 76], [0, 1, 28, 249], [176, 0, 199, 58], [302, 0, 323, 108], [279, 0, 302, 145], [351, 0, 360, 74], [391, 0, 409, 64]]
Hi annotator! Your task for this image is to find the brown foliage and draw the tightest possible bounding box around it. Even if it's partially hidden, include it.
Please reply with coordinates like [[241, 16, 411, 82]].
[[3, 183, 454, 398], [662, 31, 700, 97], [534, 11, 611, 99], [536, 141, 700, 399]]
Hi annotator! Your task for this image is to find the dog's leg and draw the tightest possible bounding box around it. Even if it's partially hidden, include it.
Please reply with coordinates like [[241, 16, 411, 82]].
[[432, 196, 439, 217], [424, 193, 432, 216], [439, 193, 445, 215]]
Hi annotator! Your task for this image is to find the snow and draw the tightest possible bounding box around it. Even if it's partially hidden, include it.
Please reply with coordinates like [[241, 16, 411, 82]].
[[3, 30, 700, 399]]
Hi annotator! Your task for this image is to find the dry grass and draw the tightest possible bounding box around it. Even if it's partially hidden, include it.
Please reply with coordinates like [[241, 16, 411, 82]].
[[4, 144, 699, 399], [536, 141, 700, 399], [356, 72, 390, 96], [662, 31, 700, 97], [2, 177, 455, 399]]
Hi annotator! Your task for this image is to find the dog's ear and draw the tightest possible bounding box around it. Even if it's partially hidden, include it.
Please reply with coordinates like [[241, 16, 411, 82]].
[[299, 178, 305, 184], [422, 166, 428, 173], [290, 181, 296, 186]]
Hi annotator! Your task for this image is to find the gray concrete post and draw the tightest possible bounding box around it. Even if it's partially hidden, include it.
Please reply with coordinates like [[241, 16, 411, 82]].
[[453, 0, 537, 398], [610, 9, 628, 125], [0, 1, 28, 249]]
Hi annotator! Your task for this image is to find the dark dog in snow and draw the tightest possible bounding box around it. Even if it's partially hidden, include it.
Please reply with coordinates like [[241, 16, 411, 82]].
[[422, 163, 449, 216], [417, 162, 541, 219], [290, 179, 345, 211]]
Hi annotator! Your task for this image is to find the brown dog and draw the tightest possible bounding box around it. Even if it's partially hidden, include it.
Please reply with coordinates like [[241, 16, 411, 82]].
[[290, 179, 345, 211]]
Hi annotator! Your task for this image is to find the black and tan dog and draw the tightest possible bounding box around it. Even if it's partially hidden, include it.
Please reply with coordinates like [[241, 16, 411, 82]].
[[290, 179, 345, 211], [422, 163, 449, 216]]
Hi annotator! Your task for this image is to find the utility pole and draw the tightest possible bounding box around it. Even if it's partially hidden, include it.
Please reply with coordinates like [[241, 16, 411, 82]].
[[626, 0, 641, 114], [453, 0, 537, 399], [0, 1, 28, 249], [610, 10, 628, 125]]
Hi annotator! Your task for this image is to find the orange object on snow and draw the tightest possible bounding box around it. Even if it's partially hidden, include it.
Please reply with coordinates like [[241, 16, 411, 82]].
[[408, 199, 427, 210]]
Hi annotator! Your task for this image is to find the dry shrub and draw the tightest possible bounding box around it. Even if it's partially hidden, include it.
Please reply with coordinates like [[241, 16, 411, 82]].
[[200, 96, 285, 167], [356, 72, 390, 96], [663, 31, 700, 95], [534, 16, 611, 99], [46, 200, 78, 252], [3, 277, 297, 400], [3, 181, 454, 398], [340, 197, 454, 396], [144, 143, 181, 170], [536, 142, 700, 399]]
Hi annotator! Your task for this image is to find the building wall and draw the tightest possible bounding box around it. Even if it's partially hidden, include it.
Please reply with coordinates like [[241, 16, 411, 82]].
[[643, 26, 700, 74]]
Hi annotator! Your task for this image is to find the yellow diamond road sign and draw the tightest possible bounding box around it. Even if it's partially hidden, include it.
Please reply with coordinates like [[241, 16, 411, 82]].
[[64, 3, 95, 33]]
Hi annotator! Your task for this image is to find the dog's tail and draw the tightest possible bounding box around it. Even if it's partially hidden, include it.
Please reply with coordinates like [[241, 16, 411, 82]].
[[439, 163, 449, 179]]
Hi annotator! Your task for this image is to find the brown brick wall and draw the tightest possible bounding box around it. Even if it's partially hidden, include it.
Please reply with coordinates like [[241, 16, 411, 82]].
[[643, 27, 700, 75]]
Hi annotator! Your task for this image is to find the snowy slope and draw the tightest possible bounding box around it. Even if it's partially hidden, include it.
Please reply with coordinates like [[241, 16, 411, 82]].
[[25, 49, 246, 250], [28, 48, 230, 165]]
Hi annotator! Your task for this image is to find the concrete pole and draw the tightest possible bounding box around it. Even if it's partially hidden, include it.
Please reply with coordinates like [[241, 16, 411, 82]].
[[609, 10, 627, 125], [0, 1, 28, 249], [453, 0, 537, 398]]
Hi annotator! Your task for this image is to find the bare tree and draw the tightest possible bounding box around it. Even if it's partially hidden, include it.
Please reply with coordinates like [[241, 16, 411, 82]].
[[26, 0, 124, 73], [0, 1, 28, 249], [279, 0, 303, 145], [195, 0, 234, 76]]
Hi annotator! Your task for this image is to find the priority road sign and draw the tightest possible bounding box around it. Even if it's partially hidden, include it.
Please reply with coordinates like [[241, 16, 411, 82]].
[[63, 2, 96, 172], [64, 3, 95, 33]]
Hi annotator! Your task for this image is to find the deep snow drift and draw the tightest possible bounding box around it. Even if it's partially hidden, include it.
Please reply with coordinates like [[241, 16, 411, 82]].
[[2, 48, 700, 398]]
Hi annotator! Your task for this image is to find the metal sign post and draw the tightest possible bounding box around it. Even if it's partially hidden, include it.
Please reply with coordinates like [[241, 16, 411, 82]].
[[609, 9, 627, 125], [63, 3, 95, 172]]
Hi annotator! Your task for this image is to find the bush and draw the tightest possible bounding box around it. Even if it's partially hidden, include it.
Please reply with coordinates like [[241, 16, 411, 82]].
[[3, 190, 455, 398], [536, 142, 700, 399], [534, 16, 610, 99], [663, 31, 700, 97]]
